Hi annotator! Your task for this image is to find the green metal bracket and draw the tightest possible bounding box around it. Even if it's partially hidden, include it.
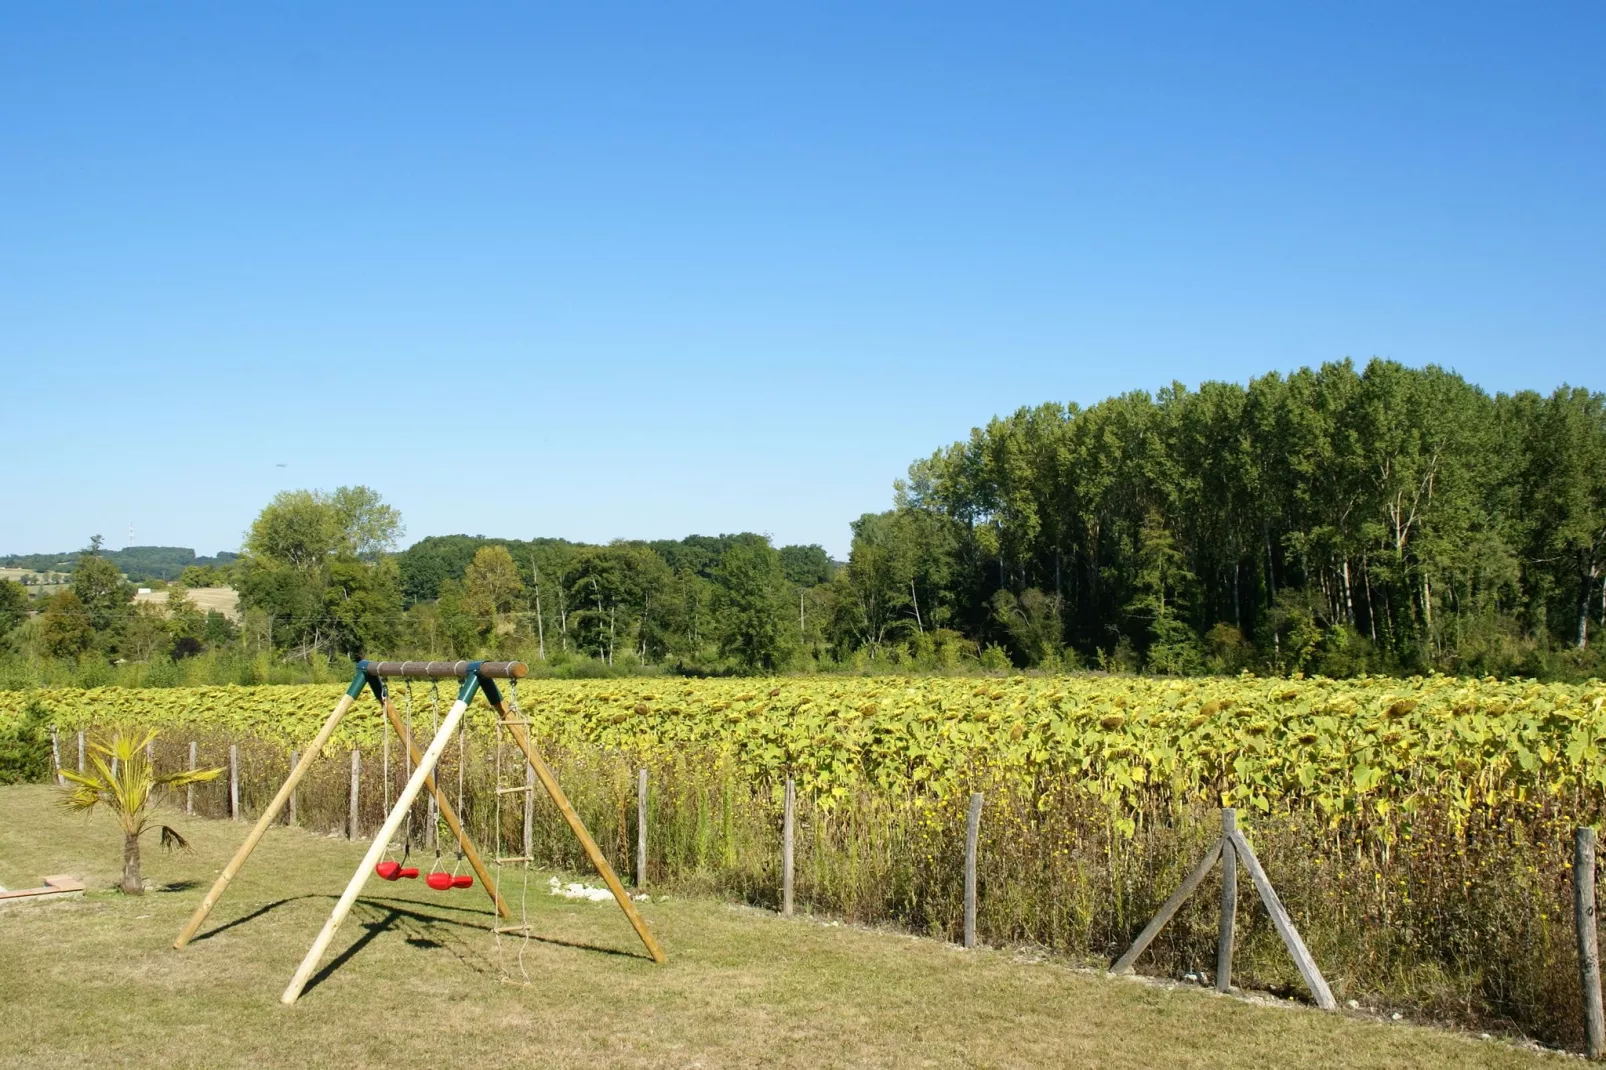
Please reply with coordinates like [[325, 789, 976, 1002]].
[[456, 663, 484, 705]]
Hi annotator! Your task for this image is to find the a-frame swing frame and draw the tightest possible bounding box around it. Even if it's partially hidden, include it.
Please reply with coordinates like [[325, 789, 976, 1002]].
[[171, 659, 666, 1005]]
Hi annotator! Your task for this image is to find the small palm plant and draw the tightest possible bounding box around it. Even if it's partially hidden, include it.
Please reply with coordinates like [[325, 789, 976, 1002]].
[[59, 730, 223, 895]]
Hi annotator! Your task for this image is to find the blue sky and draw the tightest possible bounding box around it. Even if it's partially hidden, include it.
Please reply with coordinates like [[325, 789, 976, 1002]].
[[2, 3, 1601, 559]]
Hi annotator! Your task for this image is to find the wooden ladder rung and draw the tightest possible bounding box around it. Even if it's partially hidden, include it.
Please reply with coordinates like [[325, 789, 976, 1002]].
[[495, 855, 533, 865], [493, 924, 536, 935], [495, 785, 535, 795]]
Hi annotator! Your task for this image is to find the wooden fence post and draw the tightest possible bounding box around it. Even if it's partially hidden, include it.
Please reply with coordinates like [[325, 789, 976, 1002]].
[[1577, 827, 1605, 1060], [77, 731, 84, 774], [186, 742, 197, 815], [286, 750, 298, 826], [636, 769, 648, 888], [964, 792, 983, 949], [50, 726, 62, 786], [782, 777, 796, 918], [349, 748, 361, 840], [1217, 808, 1238, 993], [229, 744, 240, 820]]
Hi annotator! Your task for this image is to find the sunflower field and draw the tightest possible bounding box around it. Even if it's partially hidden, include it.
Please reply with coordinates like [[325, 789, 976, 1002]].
[[6, 671, 1605, 1047]]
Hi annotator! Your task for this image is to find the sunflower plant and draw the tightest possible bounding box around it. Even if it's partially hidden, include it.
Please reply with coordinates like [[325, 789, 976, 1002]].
[[58, 730, 222, 895]]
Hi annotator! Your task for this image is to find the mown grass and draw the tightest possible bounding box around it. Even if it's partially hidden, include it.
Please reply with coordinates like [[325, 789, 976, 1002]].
[[0, 784, 1561, 1069]]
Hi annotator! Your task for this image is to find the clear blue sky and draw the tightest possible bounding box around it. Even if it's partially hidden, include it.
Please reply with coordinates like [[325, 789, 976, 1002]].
[[3, 4, 1601, 559]]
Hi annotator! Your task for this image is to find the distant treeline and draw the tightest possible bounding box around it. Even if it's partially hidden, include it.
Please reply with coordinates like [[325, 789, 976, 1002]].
[[3, 358, 1602, 684], [870, 358, 1606, 678], [0, 546, 238, 583]]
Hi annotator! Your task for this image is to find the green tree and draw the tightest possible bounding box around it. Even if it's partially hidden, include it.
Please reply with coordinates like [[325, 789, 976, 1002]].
[[779, 544, 833, 587], [1126, 509, 1201, 673], [201, 610, 239, 647], [323, 556, 402, 659], [1520, 388, 1606, 650], [713, 536, 790, 671], [178, 564, 226, 588], [0, 579, 28, 635], [463, 545, 525, 626], [989, 587, 1062, 667], [41, 590, 94, 657], [236, 486, 404, 658], [70, 551, 131, 637], [0, 699, 53, 784], [165, 587, 204, 641], [121, 604, 173, 663]]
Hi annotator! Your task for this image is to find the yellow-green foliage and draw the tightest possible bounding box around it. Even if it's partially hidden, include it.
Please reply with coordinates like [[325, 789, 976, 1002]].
[[6, 673, 1604, 824]]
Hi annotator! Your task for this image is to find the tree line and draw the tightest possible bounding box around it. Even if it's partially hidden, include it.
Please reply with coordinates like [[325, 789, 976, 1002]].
[[850, 358, 1605, 677], [2, 358, 1601, 683]]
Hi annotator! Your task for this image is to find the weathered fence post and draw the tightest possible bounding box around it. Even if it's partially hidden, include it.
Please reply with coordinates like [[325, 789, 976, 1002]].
[[636, 769, 648, 888], [349, 748, 361, 840], [964, 792, 984, 949], [50, 726, 62, 786], [523, 760, 535, 859], [1577, 827, 1604, 1060], [186, 742, 197, 815], [1217, 808, 1238, 993], [286, 750, 298, 826], [77, 731, 85, 774], [229, 744, 240, 820], [782, 777, 796, 918]]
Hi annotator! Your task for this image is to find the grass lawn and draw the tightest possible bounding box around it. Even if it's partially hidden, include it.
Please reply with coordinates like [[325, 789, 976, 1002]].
[[0, 783, 1561, 1069]]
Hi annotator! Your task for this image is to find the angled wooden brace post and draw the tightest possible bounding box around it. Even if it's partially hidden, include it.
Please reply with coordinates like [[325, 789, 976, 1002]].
[[1109, 808, 1335, 1012], [490, 684, 667, 965], [173, 671, 367, 949], [282, 671, 483, 1005]]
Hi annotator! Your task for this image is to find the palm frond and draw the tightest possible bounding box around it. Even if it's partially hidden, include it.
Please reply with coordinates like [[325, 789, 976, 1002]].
[[157, 766, 224, 789], [57, 773, 109, 813], [58, 767, 105, 792], [156, 825, 192, 852]]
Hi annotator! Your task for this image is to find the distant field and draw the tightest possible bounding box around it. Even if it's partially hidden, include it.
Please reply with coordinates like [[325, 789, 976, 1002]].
[[0, 567, 68, 595], [133, 586, 241, 621]]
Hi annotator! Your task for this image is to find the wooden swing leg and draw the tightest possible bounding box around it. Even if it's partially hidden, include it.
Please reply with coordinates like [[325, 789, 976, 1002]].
[[282, 695, 472, 1005], [174, 690, 359, 950], [380, 696, 509, 919], [494, 700, 667, 965]]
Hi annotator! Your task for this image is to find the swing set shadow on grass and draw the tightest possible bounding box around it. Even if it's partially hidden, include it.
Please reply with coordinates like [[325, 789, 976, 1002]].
[[169, 659, 667, 1004], [191, 887, 648, 974]]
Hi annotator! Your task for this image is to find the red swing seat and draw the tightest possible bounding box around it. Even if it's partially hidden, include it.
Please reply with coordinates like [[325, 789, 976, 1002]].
[[375, 861, 419, 881]]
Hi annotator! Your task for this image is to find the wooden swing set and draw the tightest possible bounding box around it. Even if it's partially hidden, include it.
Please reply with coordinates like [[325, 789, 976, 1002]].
[[171, 659, 665, 1005]]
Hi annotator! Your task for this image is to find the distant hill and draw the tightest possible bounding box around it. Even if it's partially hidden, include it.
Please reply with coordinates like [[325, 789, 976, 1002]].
[[0, 547, 239, 582]]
